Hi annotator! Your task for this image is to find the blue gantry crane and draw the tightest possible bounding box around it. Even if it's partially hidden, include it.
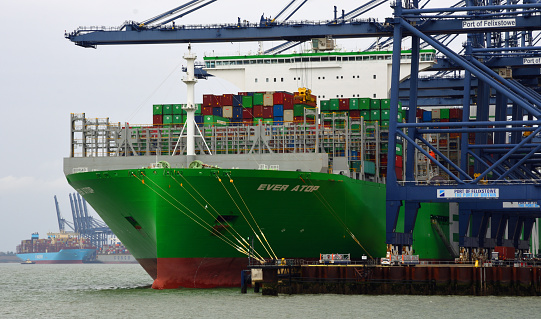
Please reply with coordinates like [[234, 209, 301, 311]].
[[66, 0, 541, 260], [384, 0, 541, 259], [55, 193, 113, 248]]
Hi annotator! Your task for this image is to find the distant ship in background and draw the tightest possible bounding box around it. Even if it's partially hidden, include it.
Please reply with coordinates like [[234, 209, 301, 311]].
[[16, 232, 96, 264], [15, 194, 137, 264]]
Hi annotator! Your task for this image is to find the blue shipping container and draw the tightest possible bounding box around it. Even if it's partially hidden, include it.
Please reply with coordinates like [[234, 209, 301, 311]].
[[212, 107, 223, 117], [195, 115, 204, 125], [273, 116, 284, 125], [230, 118, 243, 126], [273, 104, 284, 117], [233, 106, 243, 119], [423, 110, 432, 122], [233, 95, 243, 107]]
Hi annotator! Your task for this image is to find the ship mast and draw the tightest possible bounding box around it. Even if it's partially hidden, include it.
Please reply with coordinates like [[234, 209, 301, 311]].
[[182, 44, 197, 166]]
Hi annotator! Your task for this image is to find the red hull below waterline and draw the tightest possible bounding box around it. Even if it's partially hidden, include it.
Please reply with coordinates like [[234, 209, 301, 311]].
[[151, 257, 249, 289]]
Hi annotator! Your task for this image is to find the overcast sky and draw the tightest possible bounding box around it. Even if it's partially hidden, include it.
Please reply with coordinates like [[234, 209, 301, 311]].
[[0, 0, 458, 252]]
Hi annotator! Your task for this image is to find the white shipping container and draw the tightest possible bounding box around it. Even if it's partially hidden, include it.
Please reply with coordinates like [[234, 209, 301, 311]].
[[432, 108, 441, 119], [284, 109, 294, 122], [263, 93, 274, 106], [222, 106, 233, 118]]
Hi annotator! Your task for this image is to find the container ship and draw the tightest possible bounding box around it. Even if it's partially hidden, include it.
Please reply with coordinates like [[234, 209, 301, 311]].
[[16, 232, 96, 264], [95, 241, 138, 264], [64, 91, 460, 288], [63, 47, 462, 288]]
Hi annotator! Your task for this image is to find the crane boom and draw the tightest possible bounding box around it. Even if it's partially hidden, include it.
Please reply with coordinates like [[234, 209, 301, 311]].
[[54, 195, 64, 232]]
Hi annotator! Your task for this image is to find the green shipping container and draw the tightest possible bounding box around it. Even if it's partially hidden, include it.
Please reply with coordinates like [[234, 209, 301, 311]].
[[381, 109, 390, 121], [370, 110, 380, 121], [173, 115, 184, 125], [381, 121, 389, 127], [364, 161, 376, 175], [360, 110, 370, 118], [440, 108, 450, 119], [370, 99, 381, 110], [320, 100, 330, 111], [153, 104, 163, 115], [396, 143, 403, 156], [242, 96, 253, 108], [262, 118, 273, 125], [330, 99, 340, 111], [204, 115, 229, 127], [294, 104, 306, 116], [253, 93, 264, 106], [350, 160, 362, 171], [359, 98, 371, 110], [163, 115, 173, 124], [398, 109, 406, 122], [173, 104, 183, 115], [349, 98, 359, 110], [380, 99, 391, 109], [253, 117, 264, 125], [163, 104, 173, 115]]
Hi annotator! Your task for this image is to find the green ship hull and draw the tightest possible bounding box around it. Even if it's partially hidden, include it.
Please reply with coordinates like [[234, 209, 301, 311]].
[[67, 167, 450, 289]]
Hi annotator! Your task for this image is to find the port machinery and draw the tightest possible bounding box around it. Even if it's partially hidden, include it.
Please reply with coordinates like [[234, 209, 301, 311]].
[[54, 194, 113, 249], [65, 0, 541, 261]]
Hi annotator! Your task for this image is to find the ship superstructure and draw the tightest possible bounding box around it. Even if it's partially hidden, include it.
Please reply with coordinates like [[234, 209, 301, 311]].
[[203, 49, 437, 100]]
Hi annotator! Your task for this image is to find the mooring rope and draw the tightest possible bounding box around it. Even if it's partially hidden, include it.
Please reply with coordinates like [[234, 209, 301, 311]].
[[132, 172, 264, 262], [171, 173, 265, 261], [216, 175, 277, 260], [225, 172, 278, 260]]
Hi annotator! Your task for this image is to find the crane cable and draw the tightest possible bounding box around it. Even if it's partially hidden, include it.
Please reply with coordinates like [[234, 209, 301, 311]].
[[171, 173, 266, 261], [216, 174, 278, 260], [225, 172, 278, 259], [299, 176, 373, 259], [132, 172, 264, 262]]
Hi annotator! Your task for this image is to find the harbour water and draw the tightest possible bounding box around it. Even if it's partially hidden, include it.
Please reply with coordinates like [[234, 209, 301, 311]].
[[1, 263, 541, 318]]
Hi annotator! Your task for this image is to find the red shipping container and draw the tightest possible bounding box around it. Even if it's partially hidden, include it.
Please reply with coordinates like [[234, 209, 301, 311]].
[[395, 166, 403, 181], [202, 106, 213, 115], [221, 94, 233, 106], [494, 246, 515, 260], [242, 119, 253, 125], [203, 94, 214, 107], [283, 94, 294, 109], [253, 105, 264, 118], [262, 106, 273, 118], [243, 108, 254, 119], [237, 92, 248, 96], [449, 108, 463, 119], [153, 115, 163, 125], [273, 92, 292, 105], [416, 108, 424, 119], [349, 110, 361, 118], [395, 155, 403, 168], [339, 98, 350, 110]]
